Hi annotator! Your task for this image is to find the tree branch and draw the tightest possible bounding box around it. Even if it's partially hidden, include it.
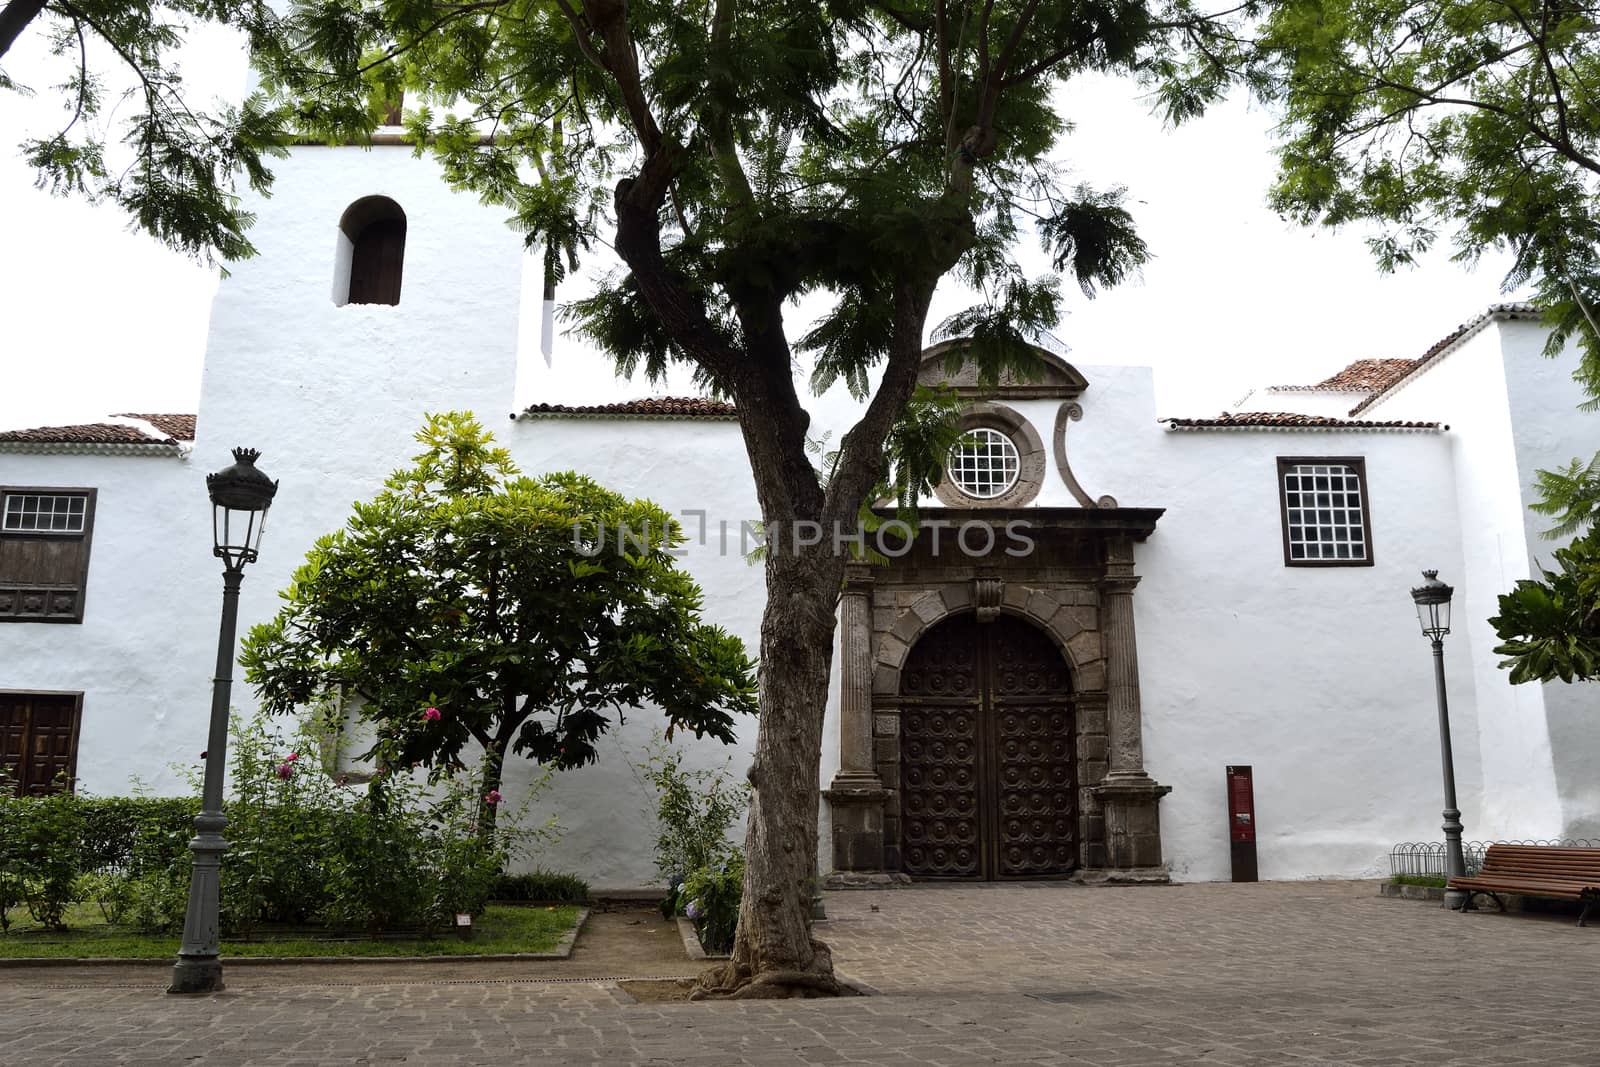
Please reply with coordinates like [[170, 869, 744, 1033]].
[[0, 0, 46, 62]]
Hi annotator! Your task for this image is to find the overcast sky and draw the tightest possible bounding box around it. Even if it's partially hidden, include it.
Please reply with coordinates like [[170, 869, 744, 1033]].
[[0, 31, 1521, 433]]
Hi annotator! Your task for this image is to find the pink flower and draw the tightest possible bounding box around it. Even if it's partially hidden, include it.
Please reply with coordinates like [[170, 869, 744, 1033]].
[[423, 706, 442, 723], [484, 790, 502, 806], [275, 762, 295, 780], [286, 752, 300, 762]]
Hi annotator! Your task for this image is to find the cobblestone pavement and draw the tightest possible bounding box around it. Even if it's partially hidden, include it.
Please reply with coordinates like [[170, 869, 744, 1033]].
[[3, 880, 1597, 1066]]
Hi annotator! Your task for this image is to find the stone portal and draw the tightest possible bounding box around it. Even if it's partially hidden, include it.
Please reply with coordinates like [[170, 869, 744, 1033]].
[[824, 508, 1171, 886]]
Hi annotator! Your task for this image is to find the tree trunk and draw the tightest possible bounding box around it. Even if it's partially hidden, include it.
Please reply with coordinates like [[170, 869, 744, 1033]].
[[693, 548, 845, 998], [477, 740, 504, 841]]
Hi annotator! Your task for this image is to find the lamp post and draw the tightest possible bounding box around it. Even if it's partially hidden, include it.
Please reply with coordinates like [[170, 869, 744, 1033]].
[[1410, 569, 1468, 911], [168, 448, 278, 995]]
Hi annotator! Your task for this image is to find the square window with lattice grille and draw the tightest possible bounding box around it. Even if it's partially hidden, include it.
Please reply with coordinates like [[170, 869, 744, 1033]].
[[1277, 458, 1373, 567]]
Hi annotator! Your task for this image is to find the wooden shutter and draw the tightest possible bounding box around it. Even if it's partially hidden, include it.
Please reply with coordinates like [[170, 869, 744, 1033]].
[[348, 219, 407, 305]]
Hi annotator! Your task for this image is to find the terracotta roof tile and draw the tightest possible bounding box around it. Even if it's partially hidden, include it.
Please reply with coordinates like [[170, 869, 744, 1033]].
[[1307, 358, 1421, 392], [1349, 301, 1540, 416], [114, 413, 196, 440], [0, 422, 171, 445], [1161, 412, 1443, 431], [1268, 358, 1419, 393], [519, 397, 736, 419]]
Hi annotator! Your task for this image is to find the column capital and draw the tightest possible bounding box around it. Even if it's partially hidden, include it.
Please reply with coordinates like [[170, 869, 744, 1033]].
[[843, 562, 875, 595]]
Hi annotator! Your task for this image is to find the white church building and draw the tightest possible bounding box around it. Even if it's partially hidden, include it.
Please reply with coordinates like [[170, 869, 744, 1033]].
[[2, 140, 1595, 888]]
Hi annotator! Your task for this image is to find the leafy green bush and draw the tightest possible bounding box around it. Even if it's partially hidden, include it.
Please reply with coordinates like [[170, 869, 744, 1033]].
[[681, 852, 743, 955], [2, 709, 557, 937], [639, 739, 749, 887], [492, 870, 591, 904], [14, 787, 84, 931], [78, 796, 196, 873]]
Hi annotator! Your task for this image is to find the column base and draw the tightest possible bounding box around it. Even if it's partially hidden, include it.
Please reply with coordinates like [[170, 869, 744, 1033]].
[[824, 774, 891, 877], [1093, 775, 1173, 871], [167, 953, 225, 994]]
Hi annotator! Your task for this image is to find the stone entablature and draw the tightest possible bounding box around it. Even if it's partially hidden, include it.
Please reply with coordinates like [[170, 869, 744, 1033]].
[[825, 508, 1170, 885]]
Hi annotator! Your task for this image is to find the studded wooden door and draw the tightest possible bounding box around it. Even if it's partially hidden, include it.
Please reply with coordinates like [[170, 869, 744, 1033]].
[[898, 613, 1076, 879]]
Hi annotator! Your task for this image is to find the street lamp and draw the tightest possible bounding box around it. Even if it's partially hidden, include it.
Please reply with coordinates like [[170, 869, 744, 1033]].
[[168, 448, 278, 994], [1410, 569, 1467, 910]]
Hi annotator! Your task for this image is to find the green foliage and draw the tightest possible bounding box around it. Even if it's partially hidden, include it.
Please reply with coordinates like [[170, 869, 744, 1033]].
[[216, 709, 538, 935], [639, 739, 750, 885], [0, 903, 576, 959], [681, 852, 745, 956], [1491, 531, 1600, 684], [2, 1, 291, 264], [1254, 0, 1600, 381], [0, 784, 85, 931], [242, 412, 756, 794], [1392, 874, 1448, 888], [491, 870, 591, 905], [76, 795, 197, 873], [1530, 454, 1600, 540], [15, 709, 557, 938]]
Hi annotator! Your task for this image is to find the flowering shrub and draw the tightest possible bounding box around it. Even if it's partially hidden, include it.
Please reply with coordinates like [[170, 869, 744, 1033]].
[[680, 852, 743, 955]]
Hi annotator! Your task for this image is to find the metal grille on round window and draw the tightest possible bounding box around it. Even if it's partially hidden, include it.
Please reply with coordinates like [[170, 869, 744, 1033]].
[[947, 428, 1021, 500], [1283, 463, 1366, 561]]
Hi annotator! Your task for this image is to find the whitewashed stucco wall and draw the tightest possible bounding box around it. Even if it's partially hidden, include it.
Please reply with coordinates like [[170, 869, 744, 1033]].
[[1125, 427, 1474, 880], [1366, 322, 1565, 840], [1496, 320, 1600, 837]]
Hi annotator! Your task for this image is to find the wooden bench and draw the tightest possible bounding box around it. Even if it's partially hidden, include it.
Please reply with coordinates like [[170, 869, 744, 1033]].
[[1447, 844, 1600, 926]]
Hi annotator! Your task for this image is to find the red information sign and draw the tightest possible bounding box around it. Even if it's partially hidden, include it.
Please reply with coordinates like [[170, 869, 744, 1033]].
[[1226, 765, 1256, 843], [1226, 765, 1258, 882]]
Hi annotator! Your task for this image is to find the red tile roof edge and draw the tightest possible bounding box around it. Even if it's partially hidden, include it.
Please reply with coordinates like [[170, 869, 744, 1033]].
[[1267, 358, 1423, 394], [0, 422, 171, 446], [113, 413, 197, 441], [1160, 412, 1444, 431], [518, 397, 737, 419]]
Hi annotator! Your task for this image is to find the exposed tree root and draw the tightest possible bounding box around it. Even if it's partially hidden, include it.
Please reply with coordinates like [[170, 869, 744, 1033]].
[[688, 939, 845, 1000]]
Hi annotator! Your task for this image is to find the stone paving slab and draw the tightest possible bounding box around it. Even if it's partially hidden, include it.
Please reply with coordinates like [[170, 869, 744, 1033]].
[[2, 880, 1597, 1065]]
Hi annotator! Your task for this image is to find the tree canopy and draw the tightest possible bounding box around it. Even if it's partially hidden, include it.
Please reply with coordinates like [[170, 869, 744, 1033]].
[[240, 412, 758, 803], [0, 1, 288, 262], [1254, 0, 1600, 377]]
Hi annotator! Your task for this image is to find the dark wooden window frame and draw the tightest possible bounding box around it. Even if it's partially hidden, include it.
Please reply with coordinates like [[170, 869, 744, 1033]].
[[0, 689, 84, 795], [0, 486, 97, 623], [1276, 457, 1375, 568]]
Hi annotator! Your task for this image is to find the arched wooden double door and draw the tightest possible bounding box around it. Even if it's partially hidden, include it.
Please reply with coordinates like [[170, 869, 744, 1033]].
[[898, 613, 1076, 879]]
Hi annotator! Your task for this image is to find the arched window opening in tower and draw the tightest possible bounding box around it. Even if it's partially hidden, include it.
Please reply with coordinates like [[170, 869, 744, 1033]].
[[335, 196, 406, 306]]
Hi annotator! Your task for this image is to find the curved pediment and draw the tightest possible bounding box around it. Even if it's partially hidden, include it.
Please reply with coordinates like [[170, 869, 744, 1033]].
[[917, 338, 1088, 400]]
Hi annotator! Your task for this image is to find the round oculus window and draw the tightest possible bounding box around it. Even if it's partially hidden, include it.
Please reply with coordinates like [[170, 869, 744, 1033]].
[[947, 427, 1021, 500]]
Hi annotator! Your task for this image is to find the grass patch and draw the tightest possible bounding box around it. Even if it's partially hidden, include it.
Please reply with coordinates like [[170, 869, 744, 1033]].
[[1391, 874, 1448, 888], [0, 904, 580, 960]]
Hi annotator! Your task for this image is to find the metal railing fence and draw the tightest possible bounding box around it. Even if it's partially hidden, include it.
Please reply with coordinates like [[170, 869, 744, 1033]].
[[1389, 838, 1599, 879]]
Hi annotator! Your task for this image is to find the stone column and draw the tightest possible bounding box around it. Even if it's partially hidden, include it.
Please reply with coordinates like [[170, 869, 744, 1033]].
[[825, 565, 897, 885], [1091, 537, 1171, 878]]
